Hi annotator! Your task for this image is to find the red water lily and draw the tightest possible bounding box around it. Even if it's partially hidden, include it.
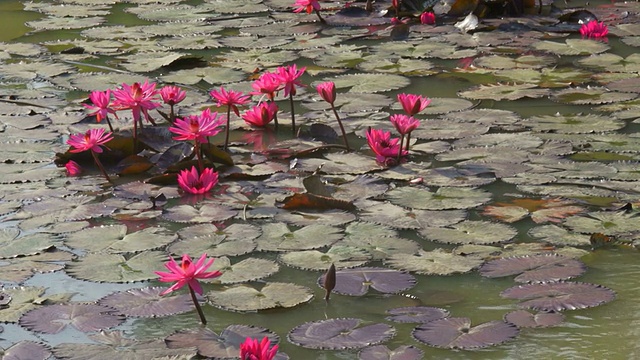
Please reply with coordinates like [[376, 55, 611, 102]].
[[276, 64, 306, 98], [316, 81, 336, 104], [240, 337, 278, 360], [251, 72, 282, 101], [177, 166, 219, 195], [242, 102, 278, 128], [390, 114, 420, 135], [112, 80, 161, 124], [169, 108, 224, 144], [67, 128, 114, 182], [160, 85, 186, 106], [293, 0, 321, 14], [210, 86, 251, 150], [366, 127, 406, 164], [420, 11, 436, 25], [83, 89, 118, 131], [65, 160, 82, 176], [580, 20, 608, 39], [397, 93, 431, 116]]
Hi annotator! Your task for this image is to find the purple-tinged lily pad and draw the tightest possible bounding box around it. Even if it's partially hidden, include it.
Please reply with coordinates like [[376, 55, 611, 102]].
[[500, 282, 616, 312], [165, 324, 282, 359], [98, 287, 193, 318], [1, 340, 51, 360], [504, 310, 565, 328], [412, 317, 519, 350], [288, 318, 395, 350], [385, 306, 449, 324], [319, 267, 416, 296], [358, 345, 424, 360], [478, 254, 587, 283], [19, 303, 125, 334]]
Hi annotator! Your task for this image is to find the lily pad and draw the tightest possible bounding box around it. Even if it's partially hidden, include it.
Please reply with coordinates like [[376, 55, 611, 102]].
[[419, 220, 517, 245], [211, 257, 280, 284], [255, 223, 343, 252], [19, 304, 124, 334], [385, 306, 449, 324], [1, 341, 51, 360], [501, 282, 616, 311], [358, 345, 424, 360], [479, 254, 586, 283], [162, 204, 238, 223], [0, 249, 74, 283], [279, 245, 371, 271], [98, 287, 193, 318], [504, 310, 564, 328], [328, 73, 411, 93], [384, 249, 485, 275], [321, 267, 416, 296], [386, 186, 491, 210], [288, 318, 395, 350], [458, 83, 550, 101], [207, 282, 313, 312], [165, 325, 279, 359], [412, 317, 519, 350], [66, 251, 166, 283]]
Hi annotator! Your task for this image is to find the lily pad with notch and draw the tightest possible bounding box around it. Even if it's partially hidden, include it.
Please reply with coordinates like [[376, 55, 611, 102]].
[[1, 341, 51, 360], [208, 257, 280, 284], [207, 282, 313, 312], [479, 254, 586, 283], [98, 287, 193, 318], [501, 281, 616, 311], [255, 223, 343, 252], [384, 249, 485, 276], [19, 303, 124, 334], [358, 345, 424, 360], [279, 245, 371, 271], [288, 318, 395, 350], [419, 220, 517, 245], [319, 267, 416, 296], [66, 251, 166, 283], [504, 310, 565, 328], [412, 317, 519, 350], [385, 306, 449, 324]]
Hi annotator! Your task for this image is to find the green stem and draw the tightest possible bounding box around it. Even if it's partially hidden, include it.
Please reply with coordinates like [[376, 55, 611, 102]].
[[289, 94, 296, 136], [405, 132, 411, 152], [194, 141, 203, 173], [330, 103, 350, 151], [188, 285, 207, 325], [397, 134, 405, 163], [315, 9, 326, 24], [133, 117, 138, 154], [91, 150, 112, 183], [224, 106, 231, 151]]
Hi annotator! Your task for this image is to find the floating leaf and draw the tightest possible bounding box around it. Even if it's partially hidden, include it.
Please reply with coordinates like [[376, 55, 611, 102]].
[[412, 318, 519, 349], [504, 310, 564, 328], [98, 287, 193, 318], [577, 53, 640, 73], [66, 251, 165, 283], [162, 204, 238, 223], [54, 330, 197, 360], [358, 345, 424, 360], [551, 87, 637, 105], [213, 257, 280, 284], [563, 211, 640, 236], [288, 318, 395, 350], [419, 220, 517, 245], [458, 83, 550, 101], [532, 39, 609, 56], [501, 282, 616, 311], [385, 306, 449, 324], [1, 341, 51, 360], [166, 325, 281, 359], [321, 267, 416, 296], [19, 304, 124, 334], [384, 249, 484, 276], [528, 224, 591, 247], [479, 254, 586, 283], [279, 245, 371, 271], [255, 223, 343, 252], [386, 186, 491, 210], [329, 73, 411, 93], [207, 282, 313, 312]]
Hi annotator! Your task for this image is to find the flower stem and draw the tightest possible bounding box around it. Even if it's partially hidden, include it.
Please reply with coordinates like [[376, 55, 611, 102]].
[[224, 106, 231, 151], [289, 94, 296, 136], [405, 132, 411, 151], [169, 105, 176, 124], [133, 117, 138, 154], [330, 104, 350, 151], [91, 150, 112, 183], [194, 141, 204, 173], [269, 95, 279, 131], [397, 134, 405, 162], [188, 285, 207, 325], [315, 9, 326, 24], [105, 117, 114, 132]]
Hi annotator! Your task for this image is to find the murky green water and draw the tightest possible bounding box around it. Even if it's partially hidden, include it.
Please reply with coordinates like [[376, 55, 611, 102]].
[[2, 0, 640, 359]]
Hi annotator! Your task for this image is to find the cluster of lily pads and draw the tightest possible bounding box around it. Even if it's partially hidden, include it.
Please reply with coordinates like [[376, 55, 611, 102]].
[[3, 0, 640, 358]]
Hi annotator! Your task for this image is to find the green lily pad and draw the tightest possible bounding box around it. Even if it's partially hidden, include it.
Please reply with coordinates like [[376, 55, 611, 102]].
[[458, 83, 550, 101], [551, 87, 637, 105], [255, 223, 343, 252], [328, 73, 411, 93], [386, 186, 491, 210], [563, 211, 640, 236], [207, 282, 313, 312], [577, 53, 640, 73], [211, 257, 280, 284], [279, 245, 371, 271], [419, 220, 517, 245], [528, 224, 591, 247], [384, 249, 485, 275], [532, 39, 609, 56], [66, 251, 166, 283]]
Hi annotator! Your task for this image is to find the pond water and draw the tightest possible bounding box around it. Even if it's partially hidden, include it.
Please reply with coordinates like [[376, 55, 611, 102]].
[[1, 0, 640, 359]]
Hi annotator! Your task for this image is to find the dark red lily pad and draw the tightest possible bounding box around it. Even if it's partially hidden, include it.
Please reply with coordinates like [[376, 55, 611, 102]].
[[165, 324, 280, 359], [478, 254, 586, 283], [358, 345, 424, 360], [288, 318, 395, 350], [318, 267, 416, 296], [504, 310, 565, 328], [19, 304, 125, 334], [385, 306, 449, 323], [2, 341, 51, 360], [98, 287, 193, 318], [500, 282, 616, 312], [412, 317, 519, 350]]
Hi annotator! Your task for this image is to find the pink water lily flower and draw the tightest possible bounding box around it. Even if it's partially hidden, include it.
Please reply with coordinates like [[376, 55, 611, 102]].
[[112, 80, 162, 124], [240, 337, 278, 360], [242, 102, 278, 127], [316, 81, 336, 104], [160, 85, 186, 106], [293, 0, 320, 14], [251, 72, 282, 101], [83, 89, 118, 124], [155, 253, 222, 296], [420, 11, 436, 25], [390, 114, 420, 135], [177, 166, 219, 195], [67, 128, 113, 153], [580, 20, 608, 39], [65, 160, 82, 176], [210, 87, 251, 117], [366, 127, 406, 164], [275, 64, 306, 98], [397, 93, 431, 116], [169, 108, 224, 143]]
